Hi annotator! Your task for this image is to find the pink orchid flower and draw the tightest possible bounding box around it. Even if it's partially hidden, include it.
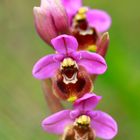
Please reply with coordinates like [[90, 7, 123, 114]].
[[32, 34, 107, 80], [32, 35, 107, 100], [61, 0, 111, 33], [42, 93, 118, 139]]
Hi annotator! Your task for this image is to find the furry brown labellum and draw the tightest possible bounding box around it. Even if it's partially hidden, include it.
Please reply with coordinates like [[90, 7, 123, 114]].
[[52, 58, 92, 101], [71, 7, 99, 51], [62, 115, 95, 140]]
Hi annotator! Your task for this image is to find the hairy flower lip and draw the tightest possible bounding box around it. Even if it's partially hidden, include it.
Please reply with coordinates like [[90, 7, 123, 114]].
[[52, 65, 93, 100], [33, 0, 69, 45], [72, 25, 99, 51]]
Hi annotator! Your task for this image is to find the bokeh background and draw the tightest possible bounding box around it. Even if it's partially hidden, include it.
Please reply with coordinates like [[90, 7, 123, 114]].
[[0, 0, 140, 140]]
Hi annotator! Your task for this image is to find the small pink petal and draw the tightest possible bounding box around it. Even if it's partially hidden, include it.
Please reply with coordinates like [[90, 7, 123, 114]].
[[86, 9, 112, 32], [76, 51, 107, 74], [90, 111, 118, 139], [61, 0, 82, 23], [32, 54, 63, 79], [51, 34, 78, 55], [70, 110, 80, 119], [73, 93, 102, 111], [42, 110, 73, 134]]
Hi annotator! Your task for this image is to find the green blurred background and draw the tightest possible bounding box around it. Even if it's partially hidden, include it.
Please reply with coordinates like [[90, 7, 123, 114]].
[[0, 0, 140, 140]]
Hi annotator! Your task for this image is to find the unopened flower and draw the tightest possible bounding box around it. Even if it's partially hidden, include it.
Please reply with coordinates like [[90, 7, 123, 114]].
[[32, 35, 107, 100], [61, 0, 111, 50], [33, 0, 69, 45], [97, 32, 110, 58], [42, 93, 118, 140]]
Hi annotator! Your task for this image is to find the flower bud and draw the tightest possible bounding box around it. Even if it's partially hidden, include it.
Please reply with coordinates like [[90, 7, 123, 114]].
[[96, 32, 110, 57], [92, 32, 110, 82], [33, 0, 69, 45]]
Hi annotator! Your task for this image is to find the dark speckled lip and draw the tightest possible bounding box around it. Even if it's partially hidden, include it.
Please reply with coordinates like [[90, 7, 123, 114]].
[[52, 66, 93, 100], [62, 124, 95, 140]]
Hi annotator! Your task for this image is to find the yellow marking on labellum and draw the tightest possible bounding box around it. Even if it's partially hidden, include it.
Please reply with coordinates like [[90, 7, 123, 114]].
[[61, 58, 76, 68], [87, 44, 97, 52], [67, 95, 77, 102], [76, 115, 91, 125]]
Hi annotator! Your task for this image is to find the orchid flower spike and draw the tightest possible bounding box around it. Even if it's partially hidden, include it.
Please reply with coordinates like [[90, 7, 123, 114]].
[[32, 35, 107, 100], [33, 0, 69, 45], [61, 0, 111, 51], [42, 93, 118, 140]]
